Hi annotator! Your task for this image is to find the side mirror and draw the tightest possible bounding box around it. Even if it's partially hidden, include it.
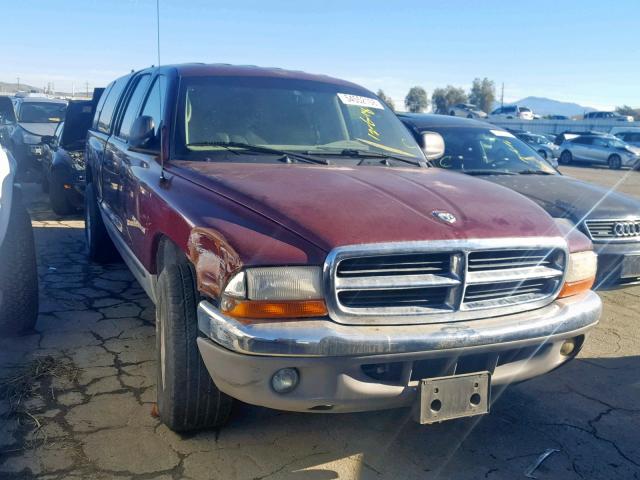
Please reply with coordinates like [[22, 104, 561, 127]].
[[129, 115, 155, 149], [421, 131, 446, 161]]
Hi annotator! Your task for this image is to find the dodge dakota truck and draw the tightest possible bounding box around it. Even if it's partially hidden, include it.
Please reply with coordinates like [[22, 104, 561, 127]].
[[85, 64, 601, 432]]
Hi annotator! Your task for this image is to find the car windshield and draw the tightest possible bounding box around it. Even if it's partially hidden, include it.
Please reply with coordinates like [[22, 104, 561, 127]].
[[525, 134, 549, 145], [174, 76, 423, 163], [427, 127, 557, 174], [608, 137, 627, 148], [520, 107, 532, 112], [18, 102, 67, 123]]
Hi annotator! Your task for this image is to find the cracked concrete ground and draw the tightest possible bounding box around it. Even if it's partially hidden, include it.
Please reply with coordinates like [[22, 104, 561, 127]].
[[0, 166, 639, 480]]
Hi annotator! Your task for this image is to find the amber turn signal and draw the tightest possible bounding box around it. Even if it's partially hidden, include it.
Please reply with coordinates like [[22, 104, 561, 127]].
[[222, 299, 328, 320], [558, 276, 595, 298]]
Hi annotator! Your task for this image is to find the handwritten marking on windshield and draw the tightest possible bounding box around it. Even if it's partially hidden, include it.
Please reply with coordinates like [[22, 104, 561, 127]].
[[360, 108, 381, 141]]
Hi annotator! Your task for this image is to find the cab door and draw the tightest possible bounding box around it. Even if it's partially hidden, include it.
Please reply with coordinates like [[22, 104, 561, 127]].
[[107, 73, 153, 247]]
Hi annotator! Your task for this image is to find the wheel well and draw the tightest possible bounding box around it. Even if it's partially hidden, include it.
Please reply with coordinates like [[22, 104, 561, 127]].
[[155, 235, 189, 275]]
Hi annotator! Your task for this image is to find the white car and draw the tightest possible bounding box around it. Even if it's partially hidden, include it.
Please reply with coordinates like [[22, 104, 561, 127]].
[[584, 111, 633, 122], [490, 105, 534, 120], [0, 147, 38, 335], [448, 103, 487, 119]]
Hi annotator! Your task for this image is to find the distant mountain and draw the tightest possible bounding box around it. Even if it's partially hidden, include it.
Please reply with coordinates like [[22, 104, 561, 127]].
[[494, 96, 597, 117], [0, 81, 42, 94]]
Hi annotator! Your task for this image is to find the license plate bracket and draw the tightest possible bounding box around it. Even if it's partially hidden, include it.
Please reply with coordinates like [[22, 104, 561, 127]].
[[621, 254, 640, 278], [417, 372, 490, 424]]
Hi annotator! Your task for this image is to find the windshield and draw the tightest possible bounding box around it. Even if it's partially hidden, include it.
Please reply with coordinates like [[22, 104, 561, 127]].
[[427, 127, 557, 174], [174, 76, 423, 162], [608, 138, 628, 148], [18, 102, 66, 123], [522, 133, 549, 145]]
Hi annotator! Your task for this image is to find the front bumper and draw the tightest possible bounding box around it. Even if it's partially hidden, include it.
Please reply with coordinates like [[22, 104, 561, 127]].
[[593, 241, 640, 289], [197, 291, 601, 413]]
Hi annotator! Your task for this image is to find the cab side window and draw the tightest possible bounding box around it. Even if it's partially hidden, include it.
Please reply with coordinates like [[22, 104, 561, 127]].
[[92, 83, 112, 130], [139, 76, 168, 149], [97, 77, 129, 134], [117, 75, 152, 141]]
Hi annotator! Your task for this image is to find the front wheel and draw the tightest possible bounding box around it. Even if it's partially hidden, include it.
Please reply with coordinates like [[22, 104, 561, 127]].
[[559, 150, 572, 165], [538, 150, 548, 160], [449, 111, 456, 116], [85, 182, 117, 263], [155, 263, 233, 432], [49, 170, 74, 216], [608, 154, 622, 170]]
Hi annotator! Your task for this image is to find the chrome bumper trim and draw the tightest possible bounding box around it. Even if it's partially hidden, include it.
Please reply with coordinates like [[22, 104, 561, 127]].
[[197, 290, 601, 358]]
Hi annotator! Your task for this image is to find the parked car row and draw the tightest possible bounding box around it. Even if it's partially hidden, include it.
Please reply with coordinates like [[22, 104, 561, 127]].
[[2, 64, 638, 434]]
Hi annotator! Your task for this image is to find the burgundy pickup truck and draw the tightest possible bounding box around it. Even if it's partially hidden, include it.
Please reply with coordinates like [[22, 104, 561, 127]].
[[85, 64, 601, 431]]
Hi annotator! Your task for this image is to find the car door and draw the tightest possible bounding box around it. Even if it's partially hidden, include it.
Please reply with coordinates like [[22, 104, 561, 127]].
[[95, 76, 132, 234], [108, 73, 153, 247], [590, 137, 610, 163], [569, 137, 589, 160], [121, 74, 168, 255]]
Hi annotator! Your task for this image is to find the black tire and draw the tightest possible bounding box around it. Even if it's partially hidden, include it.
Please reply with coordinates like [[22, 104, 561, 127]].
[[559, 150, 572, 165], [538, 150, 548, 160], [449, 111, 456, 116], [156, 263, 233, 432], [467, 114, 473, 119], [0, 194, 38, 335], [85, 182, 117, 263], [608, 154, 622, 170], [49, 170, 74, 216]]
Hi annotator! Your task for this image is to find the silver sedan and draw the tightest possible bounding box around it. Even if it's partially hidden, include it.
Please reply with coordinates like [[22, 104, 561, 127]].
[[559, 134, 640, 169]]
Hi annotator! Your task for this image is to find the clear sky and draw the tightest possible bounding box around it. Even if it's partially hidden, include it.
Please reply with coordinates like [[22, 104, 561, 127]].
[[2, 0, 638, 110]]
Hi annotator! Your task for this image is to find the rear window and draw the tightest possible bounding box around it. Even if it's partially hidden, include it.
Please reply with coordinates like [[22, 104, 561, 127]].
[[18, 102, 66, 123]]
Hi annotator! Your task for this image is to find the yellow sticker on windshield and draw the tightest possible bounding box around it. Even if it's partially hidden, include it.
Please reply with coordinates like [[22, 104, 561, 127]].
[[360, 108, 381, 142]]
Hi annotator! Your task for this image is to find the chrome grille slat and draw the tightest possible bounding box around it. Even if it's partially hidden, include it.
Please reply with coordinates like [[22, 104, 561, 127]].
[[324, 238, 568, 325], [466, 266, 563, 284], [335, 273, 460, 290]]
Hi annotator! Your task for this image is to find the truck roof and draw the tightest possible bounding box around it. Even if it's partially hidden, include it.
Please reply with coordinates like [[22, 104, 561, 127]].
[[145, 63, 365, 90], [397, 113, 491, 130]]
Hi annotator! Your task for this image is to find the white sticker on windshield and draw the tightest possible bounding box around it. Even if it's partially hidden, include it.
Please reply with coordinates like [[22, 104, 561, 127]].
[[337, 93, 384, 110], [490, 129, 515, 138]]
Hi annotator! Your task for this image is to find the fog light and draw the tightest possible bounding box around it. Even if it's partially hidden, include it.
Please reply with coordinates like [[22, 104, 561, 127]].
[[271, 368, 299, 394], [560, 339, 576, 356]]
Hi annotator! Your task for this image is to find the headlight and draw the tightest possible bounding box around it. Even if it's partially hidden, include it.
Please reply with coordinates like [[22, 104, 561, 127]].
[[22, 133, 41, 144], [220, 266, 327, 320], [559, 250, 597, 298]]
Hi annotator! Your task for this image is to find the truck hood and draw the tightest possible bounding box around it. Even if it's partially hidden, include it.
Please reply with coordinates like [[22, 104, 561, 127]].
[[18, 122, 58, 137], [478, 174, 640, 223], [172, 162, 562, 252]]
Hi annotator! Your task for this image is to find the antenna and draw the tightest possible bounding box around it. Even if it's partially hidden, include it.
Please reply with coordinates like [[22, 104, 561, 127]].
[[156, 0, 166, 181]]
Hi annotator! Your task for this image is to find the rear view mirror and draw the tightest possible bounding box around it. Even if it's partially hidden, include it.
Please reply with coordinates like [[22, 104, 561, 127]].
[[129, 115, 155, 149], [421, 131, 445, 161]]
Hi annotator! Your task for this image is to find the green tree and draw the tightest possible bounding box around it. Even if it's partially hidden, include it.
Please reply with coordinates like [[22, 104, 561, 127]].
[[615, 105, 639, 120], [404, 86, 428, 113], [376, 89, 395, 111], [468, 78, 496, 113], [432, 85, 468, 114]]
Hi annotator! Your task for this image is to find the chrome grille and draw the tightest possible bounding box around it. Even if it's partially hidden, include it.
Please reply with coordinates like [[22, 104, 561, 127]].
[[324, 238, 567, 325], [584, 219, 640, 241]]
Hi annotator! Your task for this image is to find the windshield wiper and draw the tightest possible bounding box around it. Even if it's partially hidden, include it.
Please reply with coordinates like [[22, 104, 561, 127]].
[[185, 142, 330, 165], [516, 170, 555, 175], [462, 169, 517, 176], [313, 149, 422, 167]]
